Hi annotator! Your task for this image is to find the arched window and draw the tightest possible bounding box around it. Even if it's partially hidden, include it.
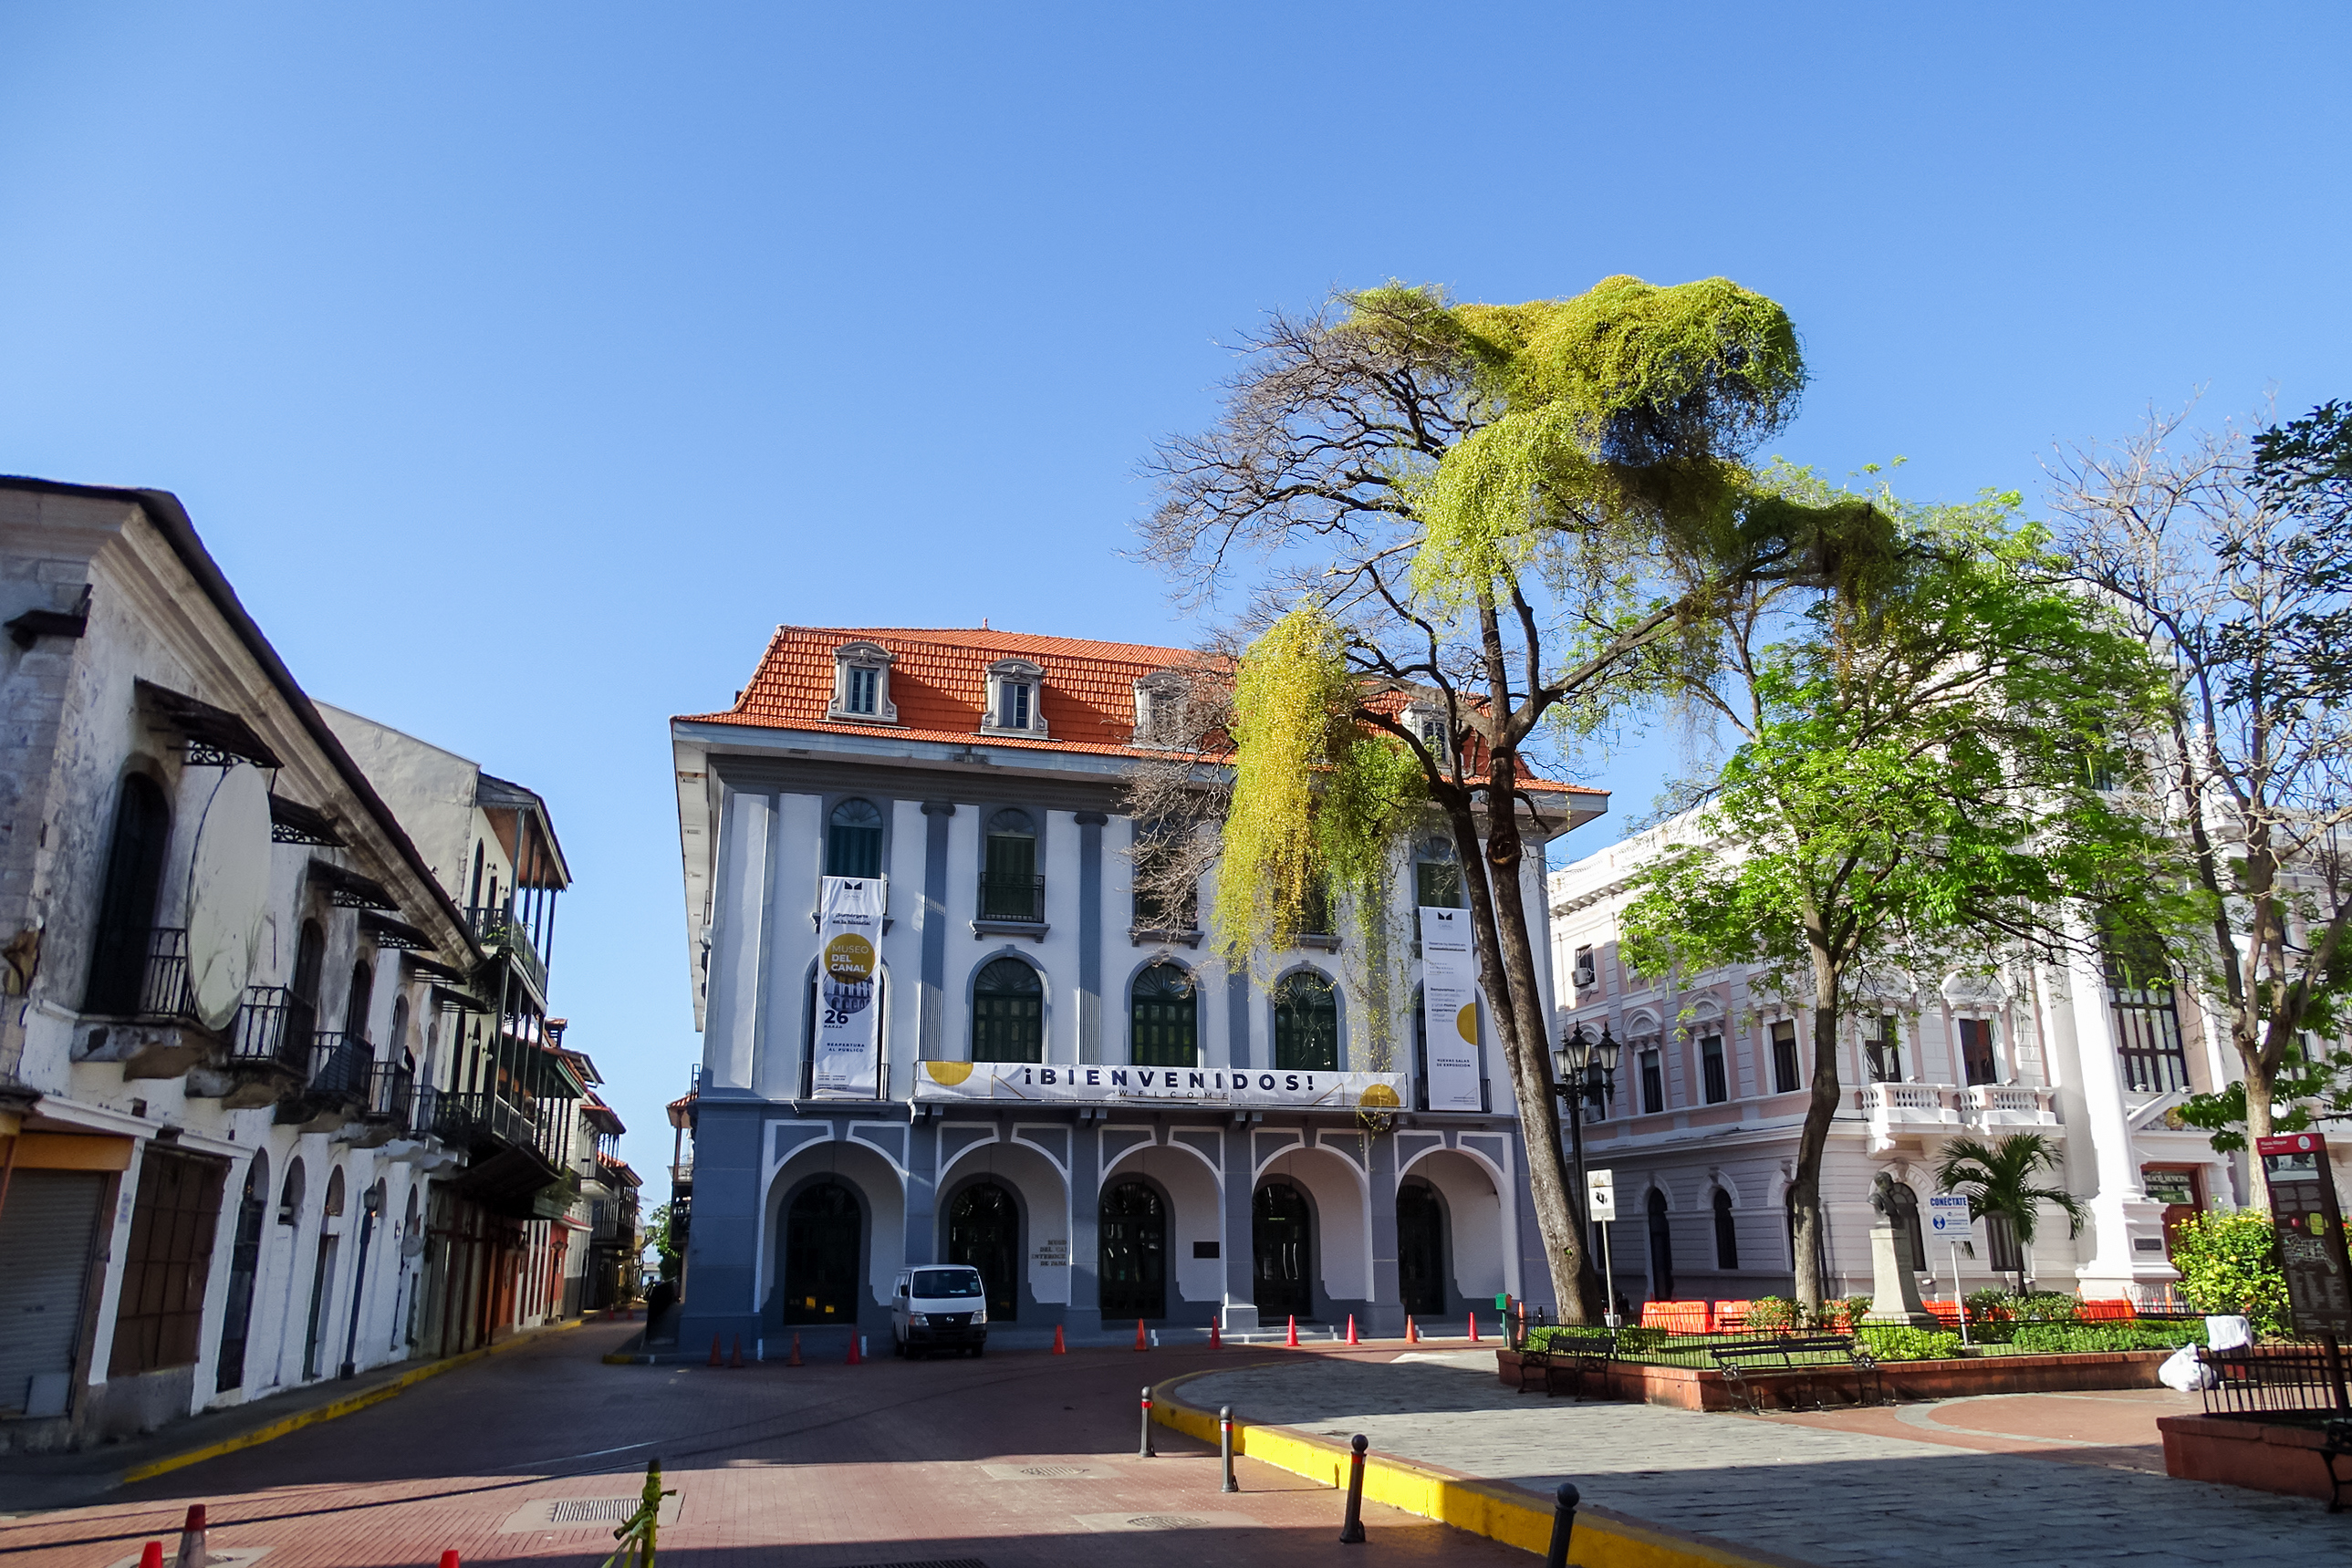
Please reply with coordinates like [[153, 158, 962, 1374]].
[[1129, 963, 1196, 1066], [277, 1158, 307, 1226], [85, 774, 171, 1014], [980, 809, 1040, 921], [1646, 1187, 1675, 1300], [1414, 836, 1464, 909], [390, 995, 411, 1067], [1272, 971, 1338, 1071], [216, 1152, 269, 1391], [827, 798, 885, 879], [344, 959, 373, 1042], [1889, 1180, 1927, 1272], [285, 919, 327, 1066], [972, 957, 1044, 1063], [1712, 1189, 1740, 1271]]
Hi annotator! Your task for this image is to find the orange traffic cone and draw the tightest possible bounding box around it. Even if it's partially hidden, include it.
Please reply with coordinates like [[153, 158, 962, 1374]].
[[731, 1334, 745, 1368], [1134, 1317, 1149, 1351], [708, 1333, 723, 1366], [137, 1544, 162, 1568], [1209, 1314, 1222, 1349], [172, 1506, 206, 1568], [1468, 1311, 1480, 1343], [788, 1333, 803, 1366], [847, 1333, 863, 1366], [1407, 1315, 1419, 1343], [1052, 1323, 1067, 1354], [1285, 1314, 1299, 1347], [1346, 1314, 1359, 1345]]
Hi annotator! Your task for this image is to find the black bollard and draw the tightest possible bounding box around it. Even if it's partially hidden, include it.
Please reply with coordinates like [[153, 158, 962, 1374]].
[[1545, 1480, 1581, 1568], [1338, 1434, 1368, 1544], [1140, 1386, 1156, 1458], [1220, 1405, 1237, 1493]]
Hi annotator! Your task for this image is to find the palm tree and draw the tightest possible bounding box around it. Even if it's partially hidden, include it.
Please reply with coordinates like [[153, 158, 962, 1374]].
[[1932, 1133, 2088, 1293]]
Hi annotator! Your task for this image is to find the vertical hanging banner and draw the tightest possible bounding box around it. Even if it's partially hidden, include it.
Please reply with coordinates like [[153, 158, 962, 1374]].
[[813, 876, 885, 1098], [1419, 907, 1483, 1111]]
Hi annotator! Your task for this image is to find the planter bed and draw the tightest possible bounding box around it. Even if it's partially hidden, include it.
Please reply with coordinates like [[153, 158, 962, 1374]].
[[2159, 1411, 2351, 1504], [1493, 1345, 2172, 1412]]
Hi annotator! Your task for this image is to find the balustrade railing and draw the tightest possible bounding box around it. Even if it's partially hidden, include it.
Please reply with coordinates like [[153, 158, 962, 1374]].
[[467, 903, 549, 995], [304, 1031, 373, 1101], [136, 928, 200, 1021], [227, 987, 315, 1070], [977, 872, 1046, 923]]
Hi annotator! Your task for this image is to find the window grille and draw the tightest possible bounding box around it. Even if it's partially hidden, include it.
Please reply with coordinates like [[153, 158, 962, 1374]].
[[1273, 971, 1338, 1071], [1130, 963, 1197, 1066]]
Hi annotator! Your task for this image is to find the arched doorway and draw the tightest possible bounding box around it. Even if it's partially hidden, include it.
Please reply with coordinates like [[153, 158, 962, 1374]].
[[1254, 1181, 1312, 1319], [784, 1181, 864, 1324], [1098, 1180, 1166, 1320], [215, 1153, 269, 1391], [303, 1167, 346, 1380], [948, 1181, 1020, 1322], [1646, 1187, 1674, 1302], [1395, 1180, 1445, 1316]]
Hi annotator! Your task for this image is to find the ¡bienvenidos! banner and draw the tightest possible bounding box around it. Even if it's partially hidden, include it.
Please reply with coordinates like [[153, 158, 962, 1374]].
[[812, 875, 885, 1098], [1419, 906, 1483, 1112], [914, 1059, 1407, 1110]]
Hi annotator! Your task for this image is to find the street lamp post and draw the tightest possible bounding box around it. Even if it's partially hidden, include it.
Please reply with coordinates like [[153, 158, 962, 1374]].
[[1553, 1023, 1620, 1319]]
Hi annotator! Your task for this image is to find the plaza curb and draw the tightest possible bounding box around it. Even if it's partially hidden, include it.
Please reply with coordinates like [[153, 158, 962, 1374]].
[[119, 1314, 594, 1485], [1150, 1365, 1803, 1568]]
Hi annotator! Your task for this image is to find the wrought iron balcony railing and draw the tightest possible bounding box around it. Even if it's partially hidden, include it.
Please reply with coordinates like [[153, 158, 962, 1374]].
[[303, 1031, 373, 1102], [136, 928, 202, 1022], [227, 987, 315, 1071], [977, 872, 1046, 924], [364, 1063, 416, 1127], [466, 902, 549, 997]]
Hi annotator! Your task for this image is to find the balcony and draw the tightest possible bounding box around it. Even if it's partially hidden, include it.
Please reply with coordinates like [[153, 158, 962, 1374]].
[[973, 872, 1047, 939], [199, 986, 316, 1108], [1959, 1082, 2060, 1130], [1859, 1080, 1959, 1153], [78, 929, 218, 1080], [468, 903, 549, 1003], [274, 1030, 372, 1130], [432, 1089, 573, 1218]]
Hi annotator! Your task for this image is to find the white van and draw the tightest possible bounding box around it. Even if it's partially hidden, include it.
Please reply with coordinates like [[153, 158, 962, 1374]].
[[890, 1264, 989, 1357]]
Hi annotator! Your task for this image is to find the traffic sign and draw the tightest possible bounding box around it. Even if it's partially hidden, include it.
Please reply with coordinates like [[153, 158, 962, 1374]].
[[1587, 1168, 1617, 1221], [1927, 1193, 1975, 1242]]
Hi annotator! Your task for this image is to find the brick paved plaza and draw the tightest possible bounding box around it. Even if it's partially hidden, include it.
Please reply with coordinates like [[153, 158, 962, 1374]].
[[5, 1324, 2349, 1568]]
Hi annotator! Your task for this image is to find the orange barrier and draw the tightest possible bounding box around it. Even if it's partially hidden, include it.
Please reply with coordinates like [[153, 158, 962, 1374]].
[[2079, 1298, 2138, 1322], [1639, 1300, 1714, 1333], [1712, 1300, 1752, 1332]]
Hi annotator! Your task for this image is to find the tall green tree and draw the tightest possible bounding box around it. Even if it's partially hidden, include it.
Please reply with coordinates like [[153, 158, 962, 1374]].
[[1618, 488, 2159, 1310], [2050, 401, 2352, 1203], [1140, 277, 1889, 1321], [1931, 1133, 2087, 1293]]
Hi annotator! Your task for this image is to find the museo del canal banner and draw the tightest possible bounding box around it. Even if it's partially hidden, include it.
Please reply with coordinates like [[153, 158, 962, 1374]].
[[1418, 906, 1484, 1112], [913, 1060, 1410, 1111], [812, 875, 886, 1098]]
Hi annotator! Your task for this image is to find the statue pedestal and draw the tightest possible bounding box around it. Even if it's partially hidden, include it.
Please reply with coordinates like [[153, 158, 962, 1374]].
[[1858, 1217, 1938, 1328]]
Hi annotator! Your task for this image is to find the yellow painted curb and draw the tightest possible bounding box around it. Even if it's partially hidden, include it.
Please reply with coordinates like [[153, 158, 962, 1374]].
[[1151, 1366, 1792, 1568], [121, 1315, 592, 1484]]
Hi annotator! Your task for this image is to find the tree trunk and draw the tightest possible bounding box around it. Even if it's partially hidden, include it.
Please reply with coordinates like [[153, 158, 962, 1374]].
[[1442, 797, 1604, 1323], [2240, 1030, 2275, 1212], [1789, 943, 1845, 1314]]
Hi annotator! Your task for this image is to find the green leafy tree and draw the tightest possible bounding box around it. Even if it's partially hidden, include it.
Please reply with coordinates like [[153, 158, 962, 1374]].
[[2051, 401, 2352, 1201], [1931, 1133, 2089, 1293], [1141, 277, 1890, 1321], [1618, 492, 2160, 1310]]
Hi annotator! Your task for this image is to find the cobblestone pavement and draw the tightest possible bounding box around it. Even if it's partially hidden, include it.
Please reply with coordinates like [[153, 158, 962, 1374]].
[[1178, 1352, 2352, 1567], [0, 1324, 1523, 1568]]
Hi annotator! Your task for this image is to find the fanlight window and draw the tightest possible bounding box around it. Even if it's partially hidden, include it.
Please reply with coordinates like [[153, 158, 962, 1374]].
[[1130, 963, 1197, 1067], [1272, 971, 1338, 1071], [827, 798, 885, 879], [973, 957, 1044, 1063]]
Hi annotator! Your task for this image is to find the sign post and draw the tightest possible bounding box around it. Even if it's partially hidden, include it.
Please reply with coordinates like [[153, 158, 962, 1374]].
[[2255, 1132, 2352, 1410], [1587, 1169, 1618, 1327], [1926, 1194, 1977, 1346]]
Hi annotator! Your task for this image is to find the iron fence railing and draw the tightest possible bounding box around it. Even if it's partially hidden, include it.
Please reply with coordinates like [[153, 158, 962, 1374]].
[[364, 1063, 416, 1127], [304, 1031, 373, 1102], [430, 1088, 567, 1168], [2199, 1344, 2352, 1416], [138, 928, 200, 1021], [227, 986, 314, 1070], [468, 903, 549, 996], [977, 872, 1046, 923]]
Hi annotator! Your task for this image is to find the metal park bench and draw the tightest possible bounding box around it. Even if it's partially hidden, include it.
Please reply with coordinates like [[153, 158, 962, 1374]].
[[1708, 1335, 1880, 1414]]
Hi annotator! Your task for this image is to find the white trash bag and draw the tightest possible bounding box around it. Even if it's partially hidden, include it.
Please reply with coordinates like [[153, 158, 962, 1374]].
[[2204, 1314, 2252, 1353], [2159, 1341, 2214, 1392]]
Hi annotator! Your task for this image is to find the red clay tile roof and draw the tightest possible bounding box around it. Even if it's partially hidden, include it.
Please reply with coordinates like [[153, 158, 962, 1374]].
[[679, 625, 1601, 798]]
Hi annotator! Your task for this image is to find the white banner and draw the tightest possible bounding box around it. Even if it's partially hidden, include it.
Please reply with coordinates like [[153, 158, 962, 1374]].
[[812, 876, 885, 1097], [914, 1060, 1408, 1111], [1419, 907, 1483, 1111]]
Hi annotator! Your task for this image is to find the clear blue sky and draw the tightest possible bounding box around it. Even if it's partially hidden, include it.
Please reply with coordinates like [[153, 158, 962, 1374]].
[[5, 4, 2346, 1196]]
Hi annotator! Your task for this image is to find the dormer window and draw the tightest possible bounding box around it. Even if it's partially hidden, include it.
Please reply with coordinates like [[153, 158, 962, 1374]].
[[1405, 703, 1451, 764], [981, 658, 1048, 738], [1133, 672, 1190, 748], [827, 642, 898, 724]]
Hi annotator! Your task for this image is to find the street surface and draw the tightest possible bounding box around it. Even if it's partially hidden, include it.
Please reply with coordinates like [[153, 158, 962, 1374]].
[[0, 1323, 1522, 1568], [1177, 1352, 2352, 1567]]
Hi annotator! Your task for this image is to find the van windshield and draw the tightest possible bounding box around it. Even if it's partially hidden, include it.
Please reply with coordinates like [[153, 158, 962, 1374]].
[[911, 1268, 983, 1298]]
